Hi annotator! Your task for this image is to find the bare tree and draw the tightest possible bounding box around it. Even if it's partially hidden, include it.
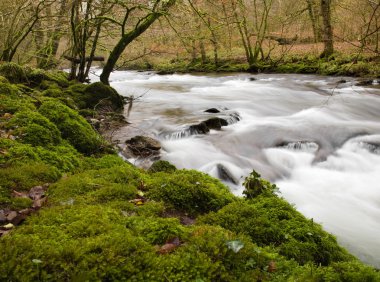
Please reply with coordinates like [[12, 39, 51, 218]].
[[100, 0, 176, 85]]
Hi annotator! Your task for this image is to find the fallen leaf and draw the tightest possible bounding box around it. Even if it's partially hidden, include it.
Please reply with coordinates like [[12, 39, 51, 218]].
[[226, 240, 244, 253], [268, 261, 277, 273]]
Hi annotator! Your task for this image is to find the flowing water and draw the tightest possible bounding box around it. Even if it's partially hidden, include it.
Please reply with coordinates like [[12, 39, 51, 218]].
[[92, 70, 380, 267]]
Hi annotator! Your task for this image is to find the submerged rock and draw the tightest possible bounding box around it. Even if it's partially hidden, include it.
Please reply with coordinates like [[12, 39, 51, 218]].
[[217, 164, 239, 185]]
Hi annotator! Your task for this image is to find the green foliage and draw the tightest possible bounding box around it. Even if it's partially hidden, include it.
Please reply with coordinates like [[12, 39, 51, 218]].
[[149, 160, 177, 173], [0, 63, 27, 83], [199, 198, 351, 265], [0, 75, 9, 83], [147, 170, 235, 216], [38, 100, 104, 155], [243, 170, 277, 198]]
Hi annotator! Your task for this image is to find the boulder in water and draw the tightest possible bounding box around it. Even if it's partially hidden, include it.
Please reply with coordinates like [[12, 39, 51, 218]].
[[204, 108, 221, 113], [189, 122, 210, 135], [217, 164, 239, 185], [125, 136, 161, 158], [204, 117, 228, 130]]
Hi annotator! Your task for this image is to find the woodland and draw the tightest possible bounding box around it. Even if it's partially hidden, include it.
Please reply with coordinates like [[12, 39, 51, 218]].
[[0, 0, 380, 281]]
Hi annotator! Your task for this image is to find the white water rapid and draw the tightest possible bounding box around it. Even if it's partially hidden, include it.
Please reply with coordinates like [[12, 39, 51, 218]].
[[92, 70, 380, 267]]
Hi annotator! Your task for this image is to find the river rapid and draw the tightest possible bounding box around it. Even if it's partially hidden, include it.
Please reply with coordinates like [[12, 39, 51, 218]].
[[92, 70, 380, 267]]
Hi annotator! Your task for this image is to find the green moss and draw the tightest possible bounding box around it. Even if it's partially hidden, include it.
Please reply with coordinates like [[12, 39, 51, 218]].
[[84, 82, 124, 110], [0, 63, 27, 83], [7, 110, 62, 147], [38, 100, 104, 155], [125, 216, 185, 244], [0, 162, 60, 191], [149, 160, 177, 173], [81, 154, 126, 170], [147, 170, 235, 216], [199, 197, 351, 265], [0, 75, 9, 83], [10, 197, 33, 210]]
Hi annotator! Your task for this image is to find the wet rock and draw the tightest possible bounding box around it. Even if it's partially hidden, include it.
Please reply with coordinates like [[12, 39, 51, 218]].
[[156, 70, 174, 75], [6, 211, 18, 222], [204, 108, 221, 113], [32, 197, 47, 209], [356, 79, 374, 86], [249, 77, 257, 81], [125, 136, 161, 158], [359, 142, 380, 154], [12, 190, 28, 198], [217, 164, 239, 185], [10, 213, 27, 225], [277, 141, 319, 152], [204, 117, 228, 130], [29, 186, 45, 200], [0, 230, 11, 237], [189, 122, 210, 135], [180, 216, 195, 226], [0, 210, 6, 224], [337, 79, 347, 84], [88, 118, 101, 130]]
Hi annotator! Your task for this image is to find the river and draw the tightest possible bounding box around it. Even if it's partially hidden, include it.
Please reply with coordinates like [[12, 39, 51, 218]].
[[92, 70, 380, 267]]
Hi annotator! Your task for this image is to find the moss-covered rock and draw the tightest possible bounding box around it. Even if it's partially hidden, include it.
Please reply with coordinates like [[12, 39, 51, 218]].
[[83, 82, 124, 111], [7, 111, 62, 147], [38, 100, 104, 155], [0, 63, 27, 83], [149, 160, 177, 173], [0, 162, 60, 192], [147, 170, 235, 216], [199, 198, 352, 265]]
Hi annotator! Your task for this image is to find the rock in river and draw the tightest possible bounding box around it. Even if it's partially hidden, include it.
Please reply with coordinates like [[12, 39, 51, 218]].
[[124, 136, 161, 158]]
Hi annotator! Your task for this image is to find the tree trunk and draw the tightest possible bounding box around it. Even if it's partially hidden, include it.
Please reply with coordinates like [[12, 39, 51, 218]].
[[100, 12, 163, 85], [320, 0, 334, 58], [306, 0, 321, 43]]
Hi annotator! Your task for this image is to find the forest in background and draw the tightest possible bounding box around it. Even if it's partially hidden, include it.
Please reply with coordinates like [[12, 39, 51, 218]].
[[1, 0, 380, 82]]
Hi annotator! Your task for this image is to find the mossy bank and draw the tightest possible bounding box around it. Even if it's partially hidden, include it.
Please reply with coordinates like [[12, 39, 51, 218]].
[[126, 54, 380, 79], [0, 63, 379, 281]]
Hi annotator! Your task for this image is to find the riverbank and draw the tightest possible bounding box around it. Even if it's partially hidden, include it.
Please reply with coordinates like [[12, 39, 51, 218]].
[[122, 54, 380, 79], [0, 63, 379, 280]]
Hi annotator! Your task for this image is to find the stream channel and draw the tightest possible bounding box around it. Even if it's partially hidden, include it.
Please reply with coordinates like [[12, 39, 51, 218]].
[[92, 70, 380, 267]]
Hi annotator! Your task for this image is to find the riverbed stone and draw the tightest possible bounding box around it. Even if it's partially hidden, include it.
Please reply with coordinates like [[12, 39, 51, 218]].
[[6, 211, 18, 222], [0, 210, 6, 224], [125, 136, 161, 157]]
